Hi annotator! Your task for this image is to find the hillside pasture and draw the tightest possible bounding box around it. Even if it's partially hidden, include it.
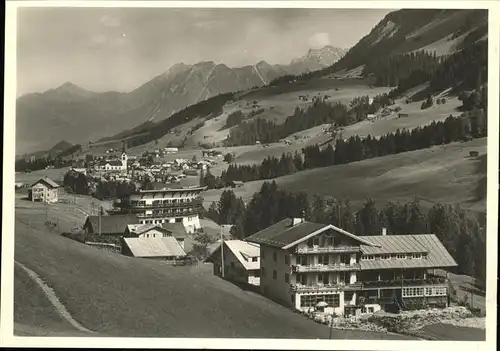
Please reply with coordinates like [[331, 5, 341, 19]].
[[202, 138, 487, 214], [15, 167, 71, 185], [13, 215, 413, 339]]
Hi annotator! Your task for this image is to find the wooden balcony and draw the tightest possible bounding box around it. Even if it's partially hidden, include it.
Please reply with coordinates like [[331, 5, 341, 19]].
[[360, 276, 448, 289], [296, 245, 361, 254], [292, 263, 361, 273], [292, 282, 362, 292]]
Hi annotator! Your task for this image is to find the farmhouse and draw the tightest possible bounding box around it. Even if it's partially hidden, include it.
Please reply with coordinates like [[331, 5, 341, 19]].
[[125, 222, 188, 249], [28, 177, 60, 203], [83, 214, 139, 236], [111, 186, 206, 233], [121, 236, 187, 261], [246, 218, 457, 316], [205, 240, 261, 286]]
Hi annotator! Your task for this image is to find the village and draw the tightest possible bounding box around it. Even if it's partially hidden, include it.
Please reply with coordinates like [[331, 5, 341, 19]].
[[15, 146, 485, 338]]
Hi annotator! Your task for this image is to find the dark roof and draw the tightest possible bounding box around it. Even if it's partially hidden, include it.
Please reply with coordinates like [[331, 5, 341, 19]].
[[161, 223, 188, 239], [85, 214, 139, 234], [359, 235, 458, 270], [245, 218, 376, 249], [31, 177, 59, 189]]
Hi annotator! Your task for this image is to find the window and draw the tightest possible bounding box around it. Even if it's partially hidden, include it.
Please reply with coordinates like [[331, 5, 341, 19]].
[[367, 307, 374, 313], [273, 270, 277, 280], [285, 273, 289, 283], [297, 255, 307, 265], [284, 255, 290, 265], [381, 254, 390, 260], [297, 274, 307, 285], [340, 254, 350, 264], [413, 253, 422, 259], [318, 254, 330, 265], [318, 272, 330, 285], [273, 252, 277, 262], [252, 257, 258, 262], [402, 287, 425, 297], [396, 253, 405, 259], [313, 237, 320, 246]]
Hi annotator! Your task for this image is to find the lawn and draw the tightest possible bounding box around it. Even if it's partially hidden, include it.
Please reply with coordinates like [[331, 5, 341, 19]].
[[13, 217, 414, 339], [202, 138, 487, 214]]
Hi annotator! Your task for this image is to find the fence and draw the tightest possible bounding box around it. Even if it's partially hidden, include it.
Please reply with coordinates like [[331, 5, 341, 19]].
[[85, 241, 121, 253]]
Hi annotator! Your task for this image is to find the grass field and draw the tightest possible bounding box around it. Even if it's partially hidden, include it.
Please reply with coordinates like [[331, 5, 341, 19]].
[[13, 214, 414, 339], [15, 167, 71, 185], [202, 138, 487, 214]]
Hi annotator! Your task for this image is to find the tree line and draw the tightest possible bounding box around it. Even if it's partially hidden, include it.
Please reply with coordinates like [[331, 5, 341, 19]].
[[206, 182, 486, 284], [225, 93, 393, 147], [63, 170, 137, 200], [203, 111, 486, 188]]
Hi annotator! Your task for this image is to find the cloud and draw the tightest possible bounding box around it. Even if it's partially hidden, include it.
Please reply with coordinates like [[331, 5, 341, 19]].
[[308, 32, 330, 48], [100, 14, 121, 28], [89, 33, 128, 48], [193, 20, 221, 29]]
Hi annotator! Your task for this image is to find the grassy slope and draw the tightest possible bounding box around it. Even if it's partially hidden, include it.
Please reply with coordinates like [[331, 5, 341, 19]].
[[202, 138, 487, 214], [13, 216, 413, 339], [13, 265, 79, 335]]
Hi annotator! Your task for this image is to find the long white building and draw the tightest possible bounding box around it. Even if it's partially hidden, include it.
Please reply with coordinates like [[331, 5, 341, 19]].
[[112, 186, 206, 233]]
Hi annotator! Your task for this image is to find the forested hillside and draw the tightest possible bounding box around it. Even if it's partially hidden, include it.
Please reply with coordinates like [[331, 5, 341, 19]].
[[205, 182, 486, 285]]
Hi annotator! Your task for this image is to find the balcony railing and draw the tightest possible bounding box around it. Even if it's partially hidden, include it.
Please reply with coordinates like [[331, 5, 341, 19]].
[[360, 276, 448, 288], [114, 198, 203, 209], [292, 263, 361, 272], [296, 245, 361, 254], [291, 282, 362, 292], [136, 208, 202, 219]]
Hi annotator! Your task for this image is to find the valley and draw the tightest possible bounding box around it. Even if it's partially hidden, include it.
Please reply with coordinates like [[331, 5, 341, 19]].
[[10, 7, 490, 342]]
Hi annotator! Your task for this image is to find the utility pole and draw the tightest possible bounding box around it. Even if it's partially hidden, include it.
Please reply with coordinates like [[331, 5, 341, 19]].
[[98, 206, 102, 235], [220, 224, 225, 278], [328, 311, 334, 339]]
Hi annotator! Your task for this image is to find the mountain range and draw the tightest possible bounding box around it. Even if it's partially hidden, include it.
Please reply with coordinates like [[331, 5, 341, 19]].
[[16, 46, 347, 155]]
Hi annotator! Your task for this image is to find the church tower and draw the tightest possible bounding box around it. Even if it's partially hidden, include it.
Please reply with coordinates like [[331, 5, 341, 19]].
[[121, 141, 128, 173]]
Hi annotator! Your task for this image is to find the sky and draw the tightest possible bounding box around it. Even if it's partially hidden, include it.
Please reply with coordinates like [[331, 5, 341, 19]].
[[17, 7, 393, 96]]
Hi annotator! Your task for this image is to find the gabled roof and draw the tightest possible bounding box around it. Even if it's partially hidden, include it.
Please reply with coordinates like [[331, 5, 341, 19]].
[[161, 223, 188, 239], [126, 224, 169, 236], [359, 234, 458, 270], [31, 177, 59, 189], [205, 240, 260, 270], [85, 214, 139, 234], [245, 218, 378, 249], [122, 237, 186, 258]]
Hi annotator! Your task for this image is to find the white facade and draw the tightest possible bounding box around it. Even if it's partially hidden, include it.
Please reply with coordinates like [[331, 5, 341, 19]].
[[30, 182, 59, 203], [123, 187, 205, 234]]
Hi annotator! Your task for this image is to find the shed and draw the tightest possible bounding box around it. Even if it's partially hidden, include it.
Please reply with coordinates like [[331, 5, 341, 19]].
[[469, 151, 479, 157], [83, 214, 139, 236], [230, 180, 244, 188], [121, 237, 187, 260]]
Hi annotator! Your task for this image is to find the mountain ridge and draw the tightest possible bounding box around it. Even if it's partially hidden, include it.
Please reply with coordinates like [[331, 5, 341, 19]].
[[16, 45, 346, 155]]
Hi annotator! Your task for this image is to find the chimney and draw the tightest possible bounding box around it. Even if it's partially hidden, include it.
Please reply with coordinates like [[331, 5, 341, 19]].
[[292, 218, 303, 226], [381, 227, 387, 236]]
